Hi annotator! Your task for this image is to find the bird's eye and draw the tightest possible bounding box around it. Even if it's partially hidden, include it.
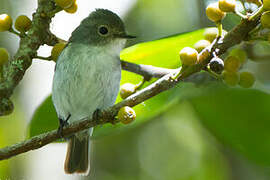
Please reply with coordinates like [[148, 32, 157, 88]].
[[98, 25, 109, 36]]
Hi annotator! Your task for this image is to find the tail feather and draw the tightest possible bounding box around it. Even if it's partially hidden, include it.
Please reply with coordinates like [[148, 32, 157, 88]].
[[64, 134, 90, 175]]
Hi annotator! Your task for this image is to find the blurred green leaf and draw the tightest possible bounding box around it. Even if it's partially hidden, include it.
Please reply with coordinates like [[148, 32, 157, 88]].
[[0, 102, 26, 179], [189, 87, 270, 166], [27, 96, 58, 138], [28, 29, 205, 139], [92, 102, 231, 180], [120, 29, 204, 68]]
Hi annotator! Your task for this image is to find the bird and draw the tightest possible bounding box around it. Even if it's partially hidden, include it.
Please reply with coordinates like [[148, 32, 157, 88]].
[[52, 9, 135, 175]]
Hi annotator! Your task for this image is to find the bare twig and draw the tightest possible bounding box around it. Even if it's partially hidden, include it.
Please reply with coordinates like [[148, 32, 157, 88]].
[[120, 61, 175, 80]]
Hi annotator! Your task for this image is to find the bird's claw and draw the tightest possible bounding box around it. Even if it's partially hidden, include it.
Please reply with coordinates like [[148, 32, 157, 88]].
[[57, 114, 71, 138], [93, 109, 101, 121]]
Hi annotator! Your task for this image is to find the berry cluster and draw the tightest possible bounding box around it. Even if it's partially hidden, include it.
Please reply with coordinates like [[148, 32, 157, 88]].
[[222, 48, 255, 88], [0, 0, 80, 70], [177, 0, 260, 88], [0, 14, 32, 77], [204, 0, 261, 88], [117, 80, 146, 125]]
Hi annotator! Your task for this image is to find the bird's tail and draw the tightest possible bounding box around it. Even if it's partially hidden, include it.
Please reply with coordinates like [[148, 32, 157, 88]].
[[64, 132, 90, 175]]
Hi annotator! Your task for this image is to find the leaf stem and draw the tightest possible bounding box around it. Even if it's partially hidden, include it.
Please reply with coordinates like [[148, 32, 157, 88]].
[[216, 22, 223, 37], [234, 10, 248, 19], [8, 28, 21, 37], [248, 5, 264, 21]]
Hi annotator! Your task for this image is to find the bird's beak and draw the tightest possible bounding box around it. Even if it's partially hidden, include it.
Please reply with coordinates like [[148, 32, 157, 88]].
[[115, 33, 136, 39]]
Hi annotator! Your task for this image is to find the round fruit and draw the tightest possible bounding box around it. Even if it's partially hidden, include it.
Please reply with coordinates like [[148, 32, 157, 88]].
[[239, 72, 255, 88], [261, 11, 270, 29], [15, 15, 32, 32], [209, 57, 224, 74], [229, 48, 247, 64], [55, 0, 73, 9], [118, 106, 136, 125], [51, 42, 66, 62], [179, 47, 198, 66], [120, 83, 137, 99], [206, 2, 226, 22], [218, 0, 236, 12], [222, 70, 240, 86], [224, 56, 241, 72], [194, 40, 211, 53], [203, 27, 227, 42], [204, 28, 218, 42], [64, 2, 78, 14], [0, 14, 12, 32], [0, 48, 9, 66]]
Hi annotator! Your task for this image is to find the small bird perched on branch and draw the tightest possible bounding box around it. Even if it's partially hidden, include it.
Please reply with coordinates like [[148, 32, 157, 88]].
[[52, 9, 135, 175]]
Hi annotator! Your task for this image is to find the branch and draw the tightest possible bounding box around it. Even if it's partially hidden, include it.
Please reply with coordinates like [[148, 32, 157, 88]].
[[0, 15, 261, 160], [120, 61, 175, 80]]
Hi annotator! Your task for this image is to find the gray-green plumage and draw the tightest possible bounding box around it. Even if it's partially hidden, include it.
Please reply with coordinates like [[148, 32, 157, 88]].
[[52, 9, 134, 175]]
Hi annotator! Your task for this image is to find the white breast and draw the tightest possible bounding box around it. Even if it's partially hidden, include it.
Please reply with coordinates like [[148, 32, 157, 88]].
[[52, 40, 125, 123]]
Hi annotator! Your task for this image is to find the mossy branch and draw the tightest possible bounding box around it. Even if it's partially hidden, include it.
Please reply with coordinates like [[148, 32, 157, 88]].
[[0, 0, 59, 115]]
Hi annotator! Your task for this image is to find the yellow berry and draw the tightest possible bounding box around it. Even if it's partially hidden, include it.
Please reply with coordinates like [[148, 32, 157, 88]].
[[222, 70, 240, 86], [0, 14, 12, 32], [239, 72, 255, 88], [218, 0, 236, 12], [51, 42, 66, 62], [229, 48, 247, 64], [64, 2, 78, 14], [203, 27, 227, 42], [15, 15, 32, 32], [204, 28, 218, 42], [0, 48, 9, 66], [120, 83, 137, 99], [261, 11, 270, 29], [55, 0, 73, 9], [194, 40, 211, 53], [118, 106, 136, 125], [224, 56, 241, 72], [179, 47, 198, 66], [206, 2, 226, 22], [263, 0, 270, 10]]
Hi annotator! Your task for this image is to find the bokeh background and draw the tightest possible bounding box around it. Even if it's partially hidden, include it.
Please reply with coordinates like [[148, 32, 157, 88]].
[[1, 0, 270, 179]]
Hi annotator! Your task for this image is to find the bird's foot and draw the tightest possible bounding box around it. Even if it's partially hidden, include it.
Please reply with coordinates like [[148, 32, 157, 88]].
[[57, 114, 71, 138], [92, 108, 102, 122]]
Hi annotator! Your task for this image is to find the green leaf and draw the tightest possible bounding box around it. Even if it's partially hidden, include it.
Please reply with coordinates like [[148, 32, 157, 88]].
[[120, 29, 204, 68], [27, 96, 59, 138], [189, 87, 270, 166], [28, 29, 205, 139]]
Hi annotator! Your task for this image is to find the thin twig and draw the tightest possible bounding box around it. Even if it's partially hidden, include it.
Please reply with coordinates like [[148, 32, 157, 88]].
[[120, 61, 175, 80], [35, 56, 52, 61]]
